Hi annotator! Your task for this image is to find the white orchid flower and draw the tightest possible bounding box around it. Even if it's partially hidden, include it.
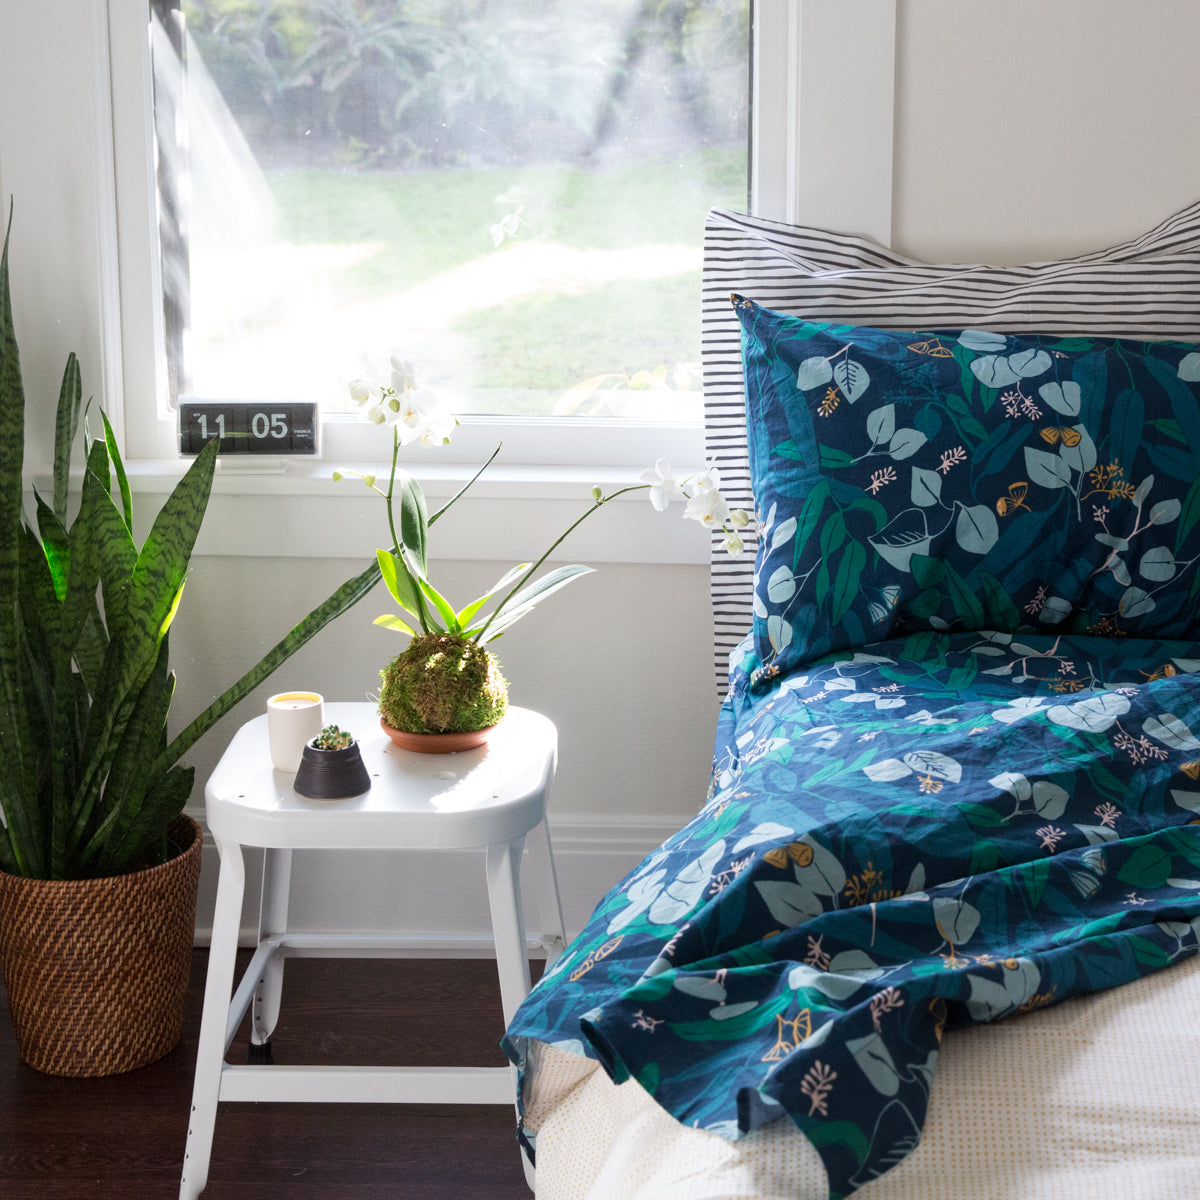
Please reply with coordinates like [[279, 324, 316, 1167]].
[[348, 378, 372, 405], [640, 458, 682, 512], [684, 485, 730, 529], [688, 463, 722, 496], [389, 355, 418, 392], [417, 398, 457, 446], [394, 386, 439, 444], [723, 529, 745, 555]]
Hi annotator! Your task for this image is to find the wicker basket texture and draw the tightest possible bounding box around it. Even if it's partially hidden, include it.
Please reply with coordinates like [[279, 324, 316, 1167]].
[[0, 815, 202, 1077]]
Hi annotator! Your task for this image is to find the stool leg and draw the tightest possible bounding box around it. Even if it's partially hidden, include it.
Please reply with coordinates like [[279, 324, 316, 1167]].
[[180, 837, 246, 1200], [527, 818, 567, 968], [485, 834, 532, 1028], [252, 847, 292, 1049]]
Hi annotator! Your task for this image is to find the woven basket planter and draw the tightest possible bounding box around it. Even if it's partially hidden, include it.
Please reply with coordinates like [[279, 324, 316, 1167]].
[[0, 814, 202, 1077]]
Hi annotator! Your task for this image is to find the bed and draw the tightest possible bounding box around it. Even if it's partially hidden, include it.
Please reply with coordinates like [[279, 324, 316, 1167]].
[[501, 201, 1200, 1199]]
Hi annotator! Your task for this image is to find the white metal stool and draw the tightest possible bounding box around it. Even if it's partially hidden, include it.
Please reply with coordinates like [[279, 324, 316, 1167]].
[[179, 703, 565, 1199]]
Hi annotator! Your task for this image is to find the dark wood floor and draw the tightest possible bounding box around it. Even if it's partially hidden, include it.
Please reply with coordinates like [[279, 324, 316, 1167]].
[[0, 950, 541, 1199]]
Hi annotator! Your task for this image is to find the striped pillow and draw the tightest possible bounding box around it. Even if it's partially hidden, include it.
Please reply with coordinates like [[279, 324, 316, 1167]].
[[702, 200, 1200, 692]]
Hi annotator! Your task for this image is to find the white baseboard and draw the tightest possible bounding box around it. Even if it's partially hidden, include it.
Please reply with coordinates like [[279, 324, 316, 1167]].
[[190, 810, 683, 950]]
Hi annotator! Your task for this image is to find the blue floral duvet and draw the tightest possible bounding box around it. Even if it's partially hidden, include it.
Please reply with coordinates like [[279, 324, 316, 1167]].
[[503, 631, 1200, 1199]]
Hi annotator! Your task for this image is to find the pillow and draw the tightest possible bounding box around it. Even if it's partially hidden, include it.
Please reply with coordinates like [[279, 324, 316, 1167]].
[[735, 295, 1200, 684], [702, 200, 1200, 691]]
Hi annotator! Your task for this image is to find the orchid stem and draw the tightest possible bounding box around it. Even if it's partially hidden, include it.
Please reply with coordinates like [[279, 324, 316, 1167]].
[[384, 427, 433, 633], [474, 483, 648, 643]]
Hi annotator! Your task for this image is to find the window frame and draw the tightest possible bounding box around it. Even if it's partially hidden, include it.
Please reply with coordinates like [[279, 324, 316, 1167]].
[[95, 0, 895, 563], [111, 0, 759, 468]]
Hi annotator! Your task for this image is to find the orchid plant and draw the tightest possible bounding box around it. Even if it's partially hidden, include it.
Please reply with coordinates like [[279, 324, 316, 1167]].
[[335, 355, 749, 648]]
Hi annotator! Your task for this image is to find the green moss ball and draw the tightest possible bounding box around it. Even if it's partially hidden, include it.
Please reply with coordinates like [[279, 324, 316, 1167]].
[[378, 633, 508, 734]]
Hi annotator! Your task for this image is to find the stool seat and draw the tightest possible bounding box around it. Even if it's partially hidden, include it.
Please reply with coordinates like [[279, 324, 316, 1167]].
[[206, 703, 556, 849], [180, 703, 563, 1199]]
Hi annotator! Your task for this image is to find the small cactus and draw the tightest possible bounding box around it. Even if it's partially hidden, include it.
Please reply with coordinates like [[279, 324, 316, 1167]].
[[312, 724, 353, 751]]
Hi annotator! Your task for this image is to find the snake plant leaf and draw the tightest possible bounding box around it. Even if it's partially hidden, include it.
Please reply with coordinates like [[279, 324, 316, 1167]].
[[456, 562, 532, 628], [5, 530, 53, 875], [55, 452, 109, 680], [52, 353, 82, 524], [36, 490, 108, 690], [155, 556, 383, 773], [395, 468, 429, 573], [376, 547, 423, 622], [34, 491, 69, 600], [22, 512, 61, 658], [99, 409, 132, 532], [83, 440, 138, 647], [0, 205, 35, 873], [83, 641, 177, 875], [96, 762, 195, 881], [48, 670, 89, 878], [72, 440, 217, 846], [48, 462, 131, 871]]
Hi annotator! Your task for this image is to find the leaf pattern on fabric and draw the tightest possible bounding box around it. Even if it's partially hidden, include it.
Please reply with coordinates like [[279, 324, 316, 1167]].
[[735, 296, 1200, 686], [504, 631, 1200, 1198]]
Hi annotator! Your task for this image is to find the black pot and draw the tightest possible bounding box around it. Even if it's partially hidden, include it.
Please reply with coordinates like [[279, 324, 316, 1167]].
[[293, 739, 371, 800]]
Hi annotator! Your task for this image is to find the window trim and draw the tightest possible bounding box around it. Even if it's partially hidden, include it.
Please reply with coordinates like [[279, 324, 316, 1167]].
[[92, 0, 896, 563], [109, 0, 764, 469]]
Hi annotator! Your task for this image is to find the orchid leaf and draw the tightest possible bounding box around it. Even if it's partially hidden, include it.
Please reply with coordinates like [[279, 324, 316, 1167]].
[[456, 562, 532, 627], [473, 565, 595, 644], [373, 613, 418, 637], [376, 548, 423, 620], [415, 572, 460, 633], [395, 468, 428, 573], [489, 564, 595, 623]]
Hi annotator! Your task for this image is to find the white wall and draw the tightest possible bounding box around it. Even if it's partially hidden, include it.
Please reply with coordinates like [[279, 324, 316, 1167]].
[[3, 0, 1200, 946], [891, 0, 1200, 264]]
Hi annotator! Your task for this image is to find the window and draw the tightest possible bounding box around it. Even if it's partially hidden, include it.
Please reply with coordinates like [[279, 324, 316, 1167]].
[[149, 0, 750, 456]]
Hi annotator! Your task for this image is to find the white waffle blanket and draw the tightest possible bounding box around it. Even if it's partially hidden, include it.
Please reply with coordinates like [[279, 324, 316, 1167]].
[[527, 951, 1200, 1200]]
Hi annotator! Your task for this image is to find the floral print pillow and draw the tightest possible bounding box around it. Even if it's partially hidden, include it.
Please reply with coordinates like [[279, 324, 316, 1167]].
[[735, 295, 1200, 684]]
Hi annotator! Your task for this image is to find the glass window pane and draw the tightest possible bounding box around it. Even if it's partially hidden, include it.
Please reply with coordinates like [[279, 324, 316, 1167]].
[[160, 0, 749, 421]]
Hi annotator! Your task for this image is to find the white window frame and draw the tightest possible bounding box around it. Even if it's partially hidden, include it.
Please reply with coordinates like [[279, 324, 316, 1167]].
[[110, 2, 765, 468], [2, 1, 895, 565]]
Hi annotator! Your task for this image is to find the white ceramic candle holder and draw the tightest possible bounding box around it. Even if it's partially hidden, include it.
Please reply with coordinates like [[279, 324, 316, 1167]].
[[266, 692, 325, 772]]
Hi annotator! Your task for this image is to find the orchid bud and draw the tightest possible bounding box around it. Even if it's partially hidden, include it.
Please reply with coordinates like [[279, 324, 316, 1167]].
[[332, 470, 344, 482], [362, 474, 376, 488], [348, 379, 371, 404], [729, 509, 750, 528], [591, 485, 603, 501]]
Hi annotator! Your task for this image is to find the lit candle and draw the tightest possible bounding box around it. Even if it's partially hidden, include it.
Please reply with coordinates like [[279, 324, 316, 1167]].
[[266, 692, 324, 772]]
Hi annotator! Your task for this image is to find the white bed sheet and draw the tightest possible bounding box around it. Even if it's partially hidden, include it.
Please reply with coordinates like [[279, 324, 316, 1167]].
[[526, 951, 1200, 1200]]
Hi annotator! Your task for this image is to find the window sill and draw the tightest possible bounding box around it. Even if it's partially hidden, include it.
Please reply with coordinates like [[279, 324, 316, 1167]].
[[99, 458, 714, 566]]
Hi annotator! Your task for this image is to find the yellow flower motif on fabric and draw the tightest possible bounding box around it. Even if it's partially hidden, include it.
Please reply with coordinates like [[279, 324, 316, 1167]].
[[762, 1010, 813, 1062]]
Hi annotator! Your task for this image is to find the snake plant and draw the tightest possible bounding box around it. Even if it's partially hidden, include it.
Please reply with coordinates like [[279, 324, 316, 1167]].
[[0, 210, 380, 880]]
